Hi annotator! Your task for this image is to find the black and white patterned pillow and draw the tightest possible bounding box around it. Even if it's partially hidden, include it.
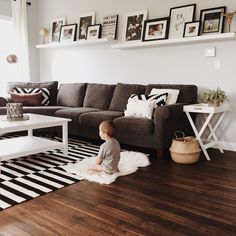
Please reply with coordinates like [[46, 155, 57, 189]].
[[129, 92, 168, 106], [13, 87, 50, 106]]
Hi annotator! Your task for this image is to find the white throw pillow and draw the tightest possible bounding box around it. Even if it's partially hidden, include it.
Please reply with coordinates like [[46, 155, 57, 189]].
[[150, 88, 180, 105], [124, 99, 156, 119]]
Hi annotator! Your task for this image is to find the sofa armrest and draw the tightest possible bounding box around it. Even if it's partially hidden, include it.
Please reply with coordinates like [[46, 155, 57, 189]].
[[0, 97, 8, 106], [153, 103, 188, 122]]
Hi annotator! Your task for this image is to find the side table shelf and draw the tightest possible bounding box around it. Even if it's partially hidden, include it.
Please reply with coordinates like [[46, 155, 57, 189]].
[[183, 103, 232, 161]]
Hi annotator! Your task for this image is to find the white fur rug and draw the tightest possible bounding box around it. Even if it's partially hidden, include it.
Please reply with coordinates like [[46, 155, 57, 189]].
[[62, 151, 150, 184]]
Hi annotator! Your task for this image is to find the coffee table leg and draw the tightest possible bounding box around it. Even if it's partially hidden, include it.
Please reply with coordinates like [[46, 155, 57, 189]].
[[62, 123, 68, 157], [28, 129, 33, 136]]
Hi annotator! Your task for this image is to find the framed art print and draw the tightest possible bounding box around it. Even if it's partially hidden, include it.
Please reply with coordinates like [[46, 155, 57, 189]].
[[123, 9, 148, 41], [78, 12, 95, 40], [86, 24, 102, 40], [183, 21, 200, 37], [59, 24, 77, 43], [50, 17, 67, 43], [200, 6, 226, 35], [169, 4, 196, 39], [142, 17, 169, 41], [101, 14, 118, 39]]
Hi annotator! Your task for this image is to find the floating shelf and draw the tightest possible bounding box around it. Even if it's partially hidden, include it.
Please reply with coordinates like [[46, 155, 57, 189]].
[[36, 38, 116, 49], [111, 32, 236, 50]]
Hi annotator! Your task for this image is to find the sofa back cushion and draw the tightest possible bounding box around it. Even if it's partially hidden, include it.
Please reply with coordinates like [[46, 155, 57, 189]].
[[7, 81, 58, 106], [109, 83, 146, 112], [83, 83, 115, 110], [145, 84, 198, 104], [57, 83, 86, 107]]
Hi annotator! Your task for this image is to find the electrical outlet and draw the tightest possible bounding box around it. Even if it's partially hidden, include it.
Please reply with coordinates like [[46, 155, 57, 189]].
[[214, 60, 221, 70]]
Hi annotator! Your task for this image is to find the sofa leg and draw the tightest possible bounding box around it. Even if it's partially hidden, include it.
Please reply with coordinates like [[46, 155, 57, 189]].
[[156, 149, 163, 159]]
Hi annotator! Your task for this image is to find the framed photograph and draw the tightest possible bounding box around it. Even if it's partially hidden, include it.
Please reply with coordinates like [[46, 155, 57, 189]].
[[86, 24, 102, 40], [78, 12, 95, 40], [101, 14, 118, 39], [169, 4, 196, 39], [123, 9, 148, 41], [142, 17, 169, 41], [50, 17, 67, 43], [59, 24, 77, 43], [200, 6, 226, 35], [183, 21, 200, 37]]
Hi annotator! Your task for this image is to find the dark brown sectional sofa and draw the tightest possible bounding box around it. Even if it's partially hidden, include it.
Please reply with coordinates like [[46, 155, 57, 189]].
[[0, 81, 198, 158]]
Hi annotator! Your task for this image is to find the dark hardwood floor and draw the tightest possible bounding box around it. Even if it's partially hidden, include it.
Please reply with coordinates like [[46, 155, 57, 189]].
[[0, 148, 236, 236]]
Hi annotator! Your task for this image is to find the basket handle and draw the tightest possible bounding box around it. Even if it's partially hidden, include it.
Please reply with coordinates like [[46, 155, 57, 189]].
[[174, 131, 185, 139]]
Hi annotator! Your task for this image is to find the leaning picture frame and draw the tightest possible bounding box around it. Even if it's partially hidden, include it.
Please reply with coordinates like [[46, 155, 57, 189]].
[[200, 6, 226, 35], [50, 17, 67, 43], [142, 17, 170, 41], [123, 9, 148, 41], [101, 14, 118, 39], [86, 24, 102, 40], [169, 4, 196, 39], [78, 12, 95, 40], [59, 24, 77, 43], [183, 21, 200, 38]]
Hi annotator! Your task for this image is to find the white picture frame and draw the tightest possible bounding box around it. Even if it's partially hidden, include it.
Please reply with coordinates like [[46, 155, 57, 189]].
[[50, 17, 67, 43], [78, 12, 95, 40], [123, 9, 148, 42]]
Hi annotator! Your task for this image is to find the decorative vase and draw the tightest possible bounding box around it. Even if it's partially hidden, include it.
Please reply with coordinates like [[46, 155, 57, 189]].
[[6, 103, 23, 119], [208, 102, 220, 107]]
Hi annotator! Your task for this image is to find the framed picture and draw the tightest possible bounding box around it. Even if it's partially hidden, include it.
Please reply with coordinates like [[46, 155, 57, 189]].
[[101, 14, 118, 39], [183, 21, 200, 37], [59, 24, 77, 43], [86, 24, 102, 40], [142, 17, 169, 41], [169, 4, 196, 39], [200, 6, 226, 35], [50, 17, 67, 43], [78, 12, 95, 40], [123, 9, 148, 41]]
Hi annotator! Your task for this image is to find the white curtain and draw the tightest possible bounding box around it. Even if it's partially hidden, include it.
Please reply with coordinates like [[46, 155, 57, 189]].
[[11, 0, 30, 81]]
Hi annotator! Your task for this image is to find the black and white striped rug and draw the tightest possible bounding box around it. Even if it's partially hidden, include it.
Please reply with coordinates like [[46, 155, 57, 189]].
[[0, 135, 100, 211]]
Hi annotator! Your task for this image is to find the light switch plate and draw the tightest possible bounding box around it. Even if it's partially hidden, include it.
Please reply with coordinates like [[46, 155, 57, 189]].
[[205, 47, 216, 57]]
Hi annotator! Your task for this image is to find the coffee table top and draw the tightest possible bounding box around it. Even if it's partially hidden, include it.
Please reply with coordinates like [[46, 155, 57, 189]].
[[0, 113, 71, 133]]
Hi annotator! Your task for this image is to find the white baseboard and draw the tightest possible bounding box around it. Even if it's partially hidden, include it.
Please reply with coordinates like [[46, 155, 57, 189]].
[[213, 141, 236, 152]]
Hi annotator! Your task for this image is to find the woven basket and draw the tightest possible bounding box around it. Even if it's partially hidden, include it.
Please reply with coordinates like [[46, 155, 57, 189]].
[[169, 132, 201, 164]]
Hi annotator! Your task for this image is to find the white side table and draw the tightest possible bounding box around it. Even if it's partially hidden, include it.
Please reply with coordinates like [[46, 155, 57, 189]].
[[183, 103, 231, 161]]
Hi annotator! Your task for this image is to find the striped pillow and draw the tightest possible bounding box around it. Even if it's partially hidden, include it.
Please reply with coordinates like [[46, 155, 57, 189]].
[[13, 87, 50, 106]]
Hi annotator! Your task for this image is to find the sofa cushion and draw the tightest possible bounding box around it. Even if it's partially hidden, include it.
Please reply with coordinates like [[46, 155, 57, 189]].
[[114, 116, 154, 135], [145, 84, 197, 104], [83, 84, 115, 110], [109, 83, 145, 112], [7, 81, 58, 106], [10, 91, 43, 106], [79, 111, 123, 128], [57, 83, 86, 107]]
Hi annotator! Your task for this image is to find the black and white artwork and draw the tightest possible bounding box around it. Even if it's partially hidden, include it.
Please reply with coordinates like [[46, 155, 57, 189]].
[[102, 15, 118, 39], [50, 17, 66, 43], [78, 12, 95, 40]]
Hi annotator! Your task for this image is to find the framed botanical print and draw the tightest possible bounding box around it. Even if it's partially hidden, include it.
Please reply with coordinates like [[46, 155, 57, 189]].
[[101, 14, 118, 39], [142, 17, 169, 41], [123, 9, 148, 41], [59, 24, 77, 43], [50, 17, 67, 43], [78, 12, 95, 40], [169, 4, 196, 39], [183, 21, 200, 37], [86, 24, 102, 40], [200, 6, 226, 35]]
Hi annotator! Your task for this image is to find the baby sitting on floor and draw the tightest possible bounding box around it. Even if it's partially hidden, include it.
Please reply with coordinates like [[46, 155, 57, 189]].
[[87, 120, 120, 174]]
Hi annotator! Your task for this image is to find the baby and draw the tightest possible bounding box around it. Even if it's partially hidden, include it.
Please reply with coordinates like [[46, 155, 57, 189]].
[[87, 120, 120, 174]]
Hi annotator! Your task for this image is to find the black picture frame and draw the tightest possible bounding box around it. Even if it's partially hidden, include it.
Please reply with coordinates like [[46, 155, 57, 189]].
[[59, 24, 77, 43], [169, 4, 196, 39], [200, 6, 226, 35], [101, 14, 118, 40], [142, 17, 170, 42], [183, 21, 200, 38], [86, 24, 102, 40]]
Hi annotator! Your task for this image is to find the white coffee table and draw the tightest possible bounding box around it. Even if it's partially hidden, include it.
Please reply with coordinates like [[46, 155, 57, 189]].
[[0, 113, 71, 162]]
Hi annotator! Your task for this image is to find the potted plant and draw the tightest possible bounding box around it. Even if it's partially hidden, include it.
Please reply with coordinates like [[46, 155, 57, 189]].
[[201, 87, 229, 106]]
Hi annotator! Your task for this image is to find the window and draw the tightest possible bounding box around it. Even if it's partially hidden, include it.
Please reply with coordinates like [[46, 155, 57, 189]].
[[0, 16, 17, 96]]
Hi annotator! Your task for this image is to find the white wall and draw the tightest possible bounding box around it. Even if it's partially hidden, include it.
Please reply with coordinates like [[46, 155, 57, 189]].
[[0, 0, 11, 17], [36, 0, 236, 150]]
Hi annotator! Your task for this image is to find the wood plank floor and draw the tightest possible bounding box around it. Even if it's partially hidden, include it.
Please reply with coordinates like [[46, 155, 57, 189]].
[[0, 148, 236, 236]]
